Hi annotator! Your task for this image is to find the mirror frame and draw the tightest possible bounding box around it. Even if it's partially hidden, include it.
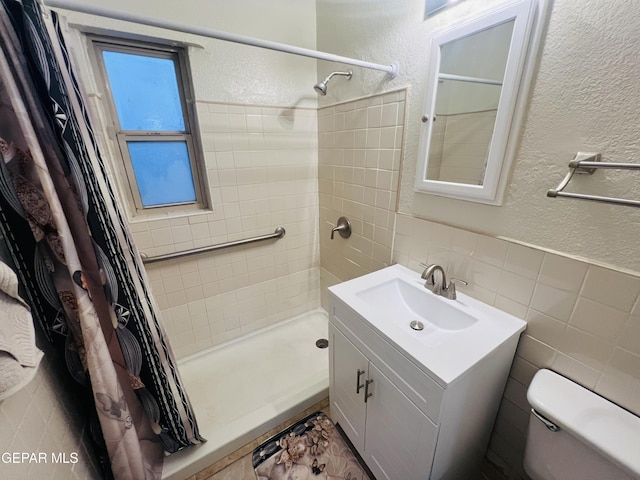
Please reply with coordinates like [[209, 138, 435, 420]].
[[415, 0, 545, 205]]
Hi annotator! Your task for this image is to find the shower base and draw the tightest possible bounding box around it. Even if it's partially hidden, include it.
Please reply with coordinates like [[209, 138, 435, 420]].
[[162, 308, 329, 480]]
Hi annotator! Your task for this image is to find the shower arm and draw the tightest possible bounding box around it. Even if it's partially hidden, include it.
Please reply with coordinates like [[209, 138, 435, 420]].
[[42, 0, 399, 78], [323, 71, 352, 82]]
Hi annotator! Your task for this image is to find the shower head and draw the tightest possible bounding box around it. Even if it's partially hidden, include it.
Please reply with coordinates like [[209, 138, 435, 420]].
[[313, 82, 328, 96], [313, 70, 353, 95]]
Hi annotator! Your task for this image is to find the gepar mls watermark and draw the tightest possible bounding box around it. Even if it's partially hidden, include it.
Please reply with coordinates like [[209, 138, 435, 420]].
[[1, 452, 79, 464]]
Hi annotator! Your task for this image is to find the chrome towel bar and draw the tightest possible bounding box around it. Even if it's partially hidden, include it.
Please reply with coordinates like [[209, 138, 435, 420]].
[[140, 227, 285, 264], [547, 152, 640, 207]]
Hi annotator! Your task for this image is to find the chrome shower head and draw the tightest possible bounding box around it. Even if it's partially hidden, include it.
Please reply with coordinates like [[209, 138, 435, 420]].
[[313, 70, 353, 95], [314, 81, 328, 95]]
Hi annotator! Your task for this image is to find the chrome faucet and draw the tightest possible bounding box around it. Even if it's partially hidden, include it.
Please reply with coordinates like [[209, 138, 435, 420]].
[[420, 264, 467, 300], [421, 264, 447, 296]]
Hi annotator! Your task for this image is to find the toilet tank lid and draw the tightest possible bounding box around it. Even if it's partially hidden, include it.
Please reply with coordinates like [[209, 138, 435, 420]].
[[527, 369, 640, 477]]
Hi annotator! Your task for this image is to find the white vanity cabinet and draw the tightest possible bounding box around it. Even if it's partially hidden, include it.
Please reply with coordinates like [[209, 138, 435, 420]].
[[330, 324, 439, 479], [329, 291, 523, 480]]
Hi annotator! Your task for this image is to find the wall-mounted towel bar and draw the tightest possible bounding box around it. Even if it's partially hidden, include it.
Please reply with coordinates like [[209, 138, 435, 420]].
[[547, 152, 640, 207], [140, 227, 285, 264]]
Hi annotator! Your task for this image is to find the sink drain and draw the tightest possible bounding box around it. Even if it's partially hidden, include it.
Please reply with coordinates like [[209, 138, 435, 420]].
[[315, 338, 329, 349], [410, 320, 424, 331]]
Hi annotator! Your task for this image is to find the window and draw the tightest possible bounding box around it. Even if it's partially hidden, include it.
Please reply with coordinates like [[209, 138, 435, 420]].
[[92, 38, 206, 215]]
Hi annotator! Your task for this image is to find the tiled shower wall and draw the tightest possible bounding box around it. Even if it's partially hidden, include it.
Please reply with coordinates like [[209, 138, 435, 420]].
[[318, 89, 405, 307], [393, 212, 640, 479], [128, 102, 320, 358]]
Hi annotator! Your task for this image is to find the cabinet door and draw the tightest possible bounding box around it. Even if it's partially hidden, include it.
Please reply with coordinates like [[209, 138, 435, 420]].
[[329, 325, 368, 454], [363, 363, 439, 480]]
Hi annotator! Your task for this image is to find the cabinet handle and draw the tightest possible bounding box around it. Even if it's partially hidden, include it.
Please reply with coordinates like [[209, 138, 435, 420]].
[[364, 378, 374, 403], [356, 369, 365, 394]]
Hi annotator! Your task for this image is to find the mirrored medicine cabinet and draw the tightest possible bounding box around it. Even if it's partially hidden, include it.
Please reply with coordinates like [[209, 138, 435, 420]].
[[416, 0, 548, 205]]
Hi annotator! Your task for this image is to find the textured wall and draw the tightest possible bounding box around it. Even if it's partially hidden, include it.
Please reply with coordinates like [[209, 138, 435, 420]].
[[409, 0, 640, 272], [317, 0, 640, 274], [56, 0, 318, 107]]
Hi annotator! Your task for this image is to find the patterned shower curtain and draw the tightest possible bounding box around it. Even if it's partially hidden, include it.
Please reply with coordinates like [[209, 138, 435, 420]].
[[0, 1, 204, 478]]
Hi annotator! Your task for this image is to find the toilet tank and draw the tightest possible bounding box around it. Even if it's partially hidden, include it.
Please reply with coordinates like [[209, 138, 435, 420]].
[[524, 369, 640, 480]]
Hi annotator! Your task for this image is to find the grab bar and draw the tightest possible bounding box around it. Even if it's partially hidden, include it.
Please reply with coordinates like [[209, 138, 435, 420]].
[[547, 152, 640, 207], [140, 226, 285, 264]]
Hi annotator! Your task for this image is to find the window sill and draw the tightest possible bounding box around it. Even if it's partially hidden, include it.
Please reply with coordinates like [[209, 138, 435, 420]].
[[127, 205, 215, 225]]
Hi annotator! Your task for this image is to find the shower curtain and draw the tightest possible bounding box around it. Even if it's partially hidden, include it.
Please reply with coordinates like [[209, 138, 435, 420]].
[[0, 1, 204, 478]]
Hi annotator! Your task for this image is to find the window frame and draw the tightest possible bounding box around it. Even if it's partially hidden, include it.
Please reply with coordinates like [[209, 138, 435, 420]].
[[90, 36, 208, 216]]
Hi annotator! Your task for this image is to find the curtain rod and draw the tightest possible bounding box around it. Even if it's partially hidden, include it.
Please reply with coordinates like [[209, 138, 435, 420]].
[[43, 0, 399, 78]]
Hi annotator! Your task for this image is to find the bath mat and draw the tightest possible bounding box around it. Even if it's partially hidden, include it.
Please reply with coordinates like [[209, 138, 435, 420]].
[[252, 411, 373, 480]]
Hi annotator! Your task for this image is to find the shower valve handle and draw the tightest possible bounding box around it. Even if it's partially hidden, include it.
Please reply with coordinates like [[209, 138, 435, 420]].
[[331, 216, 352, 240]]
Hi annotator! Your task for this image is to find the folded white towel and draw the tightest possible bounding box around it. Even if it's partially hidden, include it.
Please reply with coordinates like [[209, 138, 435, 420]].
[[0, 260, 43, 401]]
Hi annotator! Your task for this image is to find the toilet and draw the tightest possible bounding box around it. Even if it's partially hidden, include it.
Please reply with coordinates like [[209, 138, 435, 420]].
[[524, 369, 640, 480]]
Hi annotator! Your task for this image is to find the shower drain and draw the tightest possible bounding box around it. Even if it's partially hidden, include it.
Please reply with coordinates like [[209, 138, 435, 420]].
[[315, 338, 329, 349]]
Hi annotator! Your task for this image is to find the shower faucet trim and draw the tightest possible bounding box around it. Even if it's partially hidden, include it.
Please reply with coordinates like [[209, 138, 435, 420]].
[[330, 216, 352, 239]]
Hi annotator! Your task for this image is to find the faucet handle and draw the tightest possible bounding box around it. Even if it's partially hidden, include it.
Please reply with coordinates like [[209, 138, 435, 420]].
[[444, 278, 468, 300]]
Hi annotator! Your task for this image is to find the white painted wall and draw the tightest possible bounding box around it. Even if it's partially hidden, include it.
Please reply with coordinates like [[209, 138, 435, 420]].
[[56, 0, 318, 106], [316, 0, 640, 273]]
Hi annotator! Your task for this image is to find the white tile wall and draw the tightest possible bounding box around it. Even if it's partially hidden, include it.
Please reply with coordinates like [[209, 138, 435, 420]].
[[0, 344, 99, 480], [393, 213, 640, 479], [317, 89, 406, 307], [130, 102, 321, 358]]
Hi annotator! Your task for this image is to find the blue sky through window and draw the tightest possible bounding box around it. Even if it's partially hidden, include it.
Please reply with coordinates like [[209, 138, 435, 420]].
[[103, 51, 185, 131], [127, 141, 196, 206]]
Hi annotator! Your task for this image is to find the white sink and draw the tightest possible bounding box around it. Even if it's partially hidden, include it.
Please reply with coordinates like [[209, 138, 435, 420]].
[[329, 264, 527, 385], [356, 277, 477, 331]]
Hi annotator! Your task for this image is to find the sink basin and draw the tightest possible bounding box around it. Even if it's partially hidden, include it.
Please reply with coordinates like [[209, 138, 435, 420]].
[[329, 264, 527, 385], [356, 277, 477, 331]]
